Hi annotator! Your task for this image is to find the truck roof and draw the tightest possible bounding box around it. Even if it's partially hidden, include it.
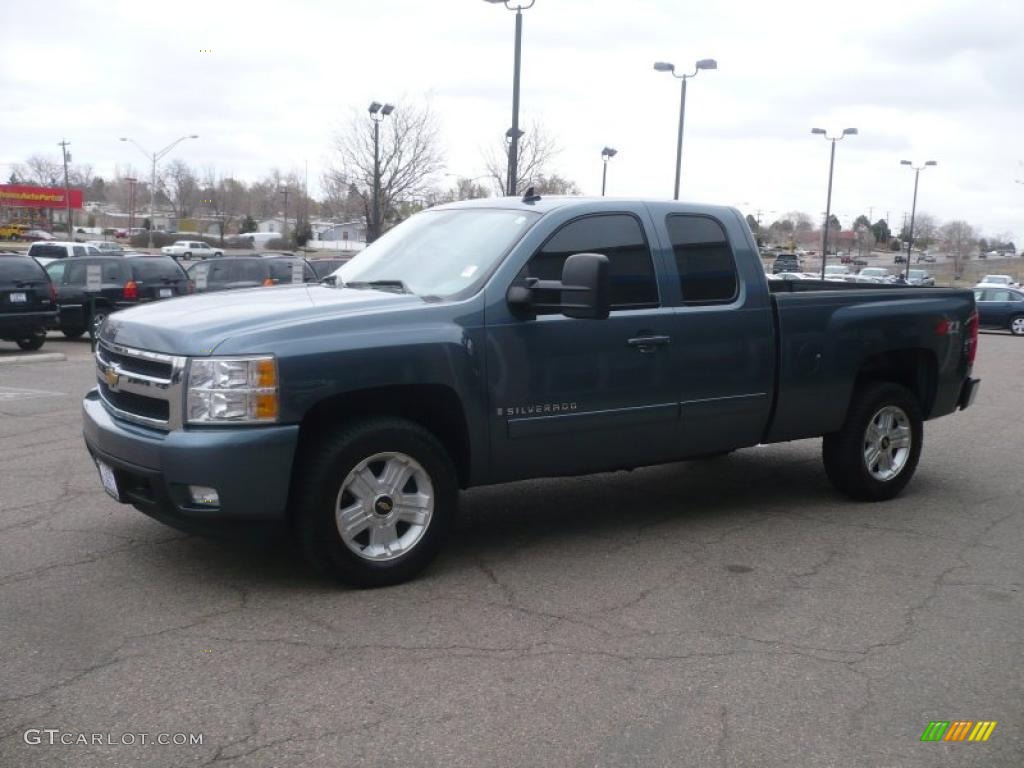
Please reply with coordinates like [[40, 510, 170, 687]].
[[435, 195, 741, 219]]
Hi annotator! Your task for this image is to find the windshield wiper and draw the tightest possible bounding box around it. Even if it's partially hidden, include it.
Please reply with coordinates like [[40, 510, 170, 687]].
[[342, 279, 413, 294]]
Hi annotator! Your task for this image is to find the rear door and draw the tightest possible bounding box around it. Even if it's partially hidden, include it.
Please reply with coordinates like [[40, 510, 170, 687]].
[[130, 258, 190, 300], [0, 257, 52, 317], [656, 210, 775, 454], [229, 259, 267, 290]]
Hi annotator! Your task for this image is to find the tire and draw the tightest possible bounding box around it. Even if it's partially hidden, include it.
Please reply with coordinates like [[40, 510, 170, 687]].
[[293, 417, 457, 587], [183, 252, 192, 260], [213, 251, 222, 258], [62, 328, 85, 339], [1009, 315, 1024, 336], [823, 382, 923, 501], [16, 331, 45, 351]]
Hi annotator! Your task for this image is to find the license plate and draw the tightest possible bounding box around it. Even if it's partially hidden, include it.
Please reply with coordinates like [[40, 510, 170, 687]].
[[97, 460, 120, 501], [9, 292, 26, 303], [159, 288, 172, 298]]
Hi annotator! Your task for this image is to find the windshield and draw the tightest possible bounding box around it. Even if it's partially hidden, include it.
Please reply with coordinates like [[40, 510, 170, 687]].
[[335, 208, 539, 298], [983, 276, 1008, 283], [825, 266, 847, 273], [861, 268, 885, 276], [909, 270, 925, 278]]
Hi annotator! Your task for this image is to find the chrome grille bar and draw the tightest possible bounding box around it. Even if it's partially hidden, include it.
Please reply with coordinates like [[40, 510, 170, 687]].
[[95, 340, 187, 430]]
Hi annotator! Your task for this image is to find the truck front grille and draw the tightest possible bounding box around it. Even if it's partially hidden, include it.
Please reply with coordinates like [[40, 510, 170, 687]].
[[95, 341, 186, 430]]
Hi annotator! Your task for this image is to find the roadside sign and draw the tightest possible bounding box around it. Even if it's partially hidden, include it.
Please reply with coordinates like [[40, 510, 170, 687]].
[[291, 261, 303, 284], [85, 264, 102, 292], [194, 264, 208, 290]]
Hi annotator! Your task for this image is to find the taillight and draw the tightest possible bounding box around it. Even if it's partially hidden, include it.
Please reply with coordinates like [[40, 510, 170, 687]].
[[187, 280, 195, 294], [966, 310, 979, 364], [262, 278, 275, 287], [123, 280, 139, 300], [49, 283, 57, 302]]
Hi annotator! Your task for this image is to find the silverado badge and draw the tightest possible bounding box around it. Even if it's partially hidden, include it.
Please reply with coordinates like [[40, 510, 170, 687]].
[[105, 367, 120, 391]]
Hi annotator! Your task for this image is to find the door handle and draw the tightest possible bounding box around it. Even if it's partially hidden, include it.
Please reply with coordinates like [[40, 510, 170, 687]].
[[627, 334, 671, 353]]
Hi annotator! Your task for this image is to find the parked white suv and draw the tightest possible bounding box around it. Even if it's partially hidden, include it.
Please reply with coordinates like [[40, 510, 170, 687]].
[[976, 274, 1020, 289], [161, 240, 222, 260]]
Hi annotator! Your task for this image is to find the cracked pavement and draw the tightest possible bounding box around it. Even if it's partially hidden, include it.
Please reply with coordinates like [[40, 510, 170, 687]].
[[0, 334, 1021, 767]]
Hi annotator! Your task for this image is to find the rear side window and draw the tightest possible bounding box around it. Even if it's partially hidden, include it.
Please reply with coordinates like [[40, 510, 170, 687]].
[[666, 215, 739, 305], [101, 261, 125, 282], [205, 261, 232, 283], [73, 246, 87, 257], [988, 290, 1012, 302], [46, 261, 66, 284], [0, 258, 48, 282], [526, 214, 659, 312], [65, 259, 124, 284], [235, 260, 267, 282], [29, 244, 67, 259], [267, 260, 315, 283], [131, 259, 185, 282]]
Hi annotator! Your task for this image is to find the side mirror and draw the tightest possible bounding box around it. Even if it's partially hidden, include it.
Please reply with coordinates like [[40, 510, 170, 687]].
[[320, 275, 337, 286], [506, 252, 610, 320]]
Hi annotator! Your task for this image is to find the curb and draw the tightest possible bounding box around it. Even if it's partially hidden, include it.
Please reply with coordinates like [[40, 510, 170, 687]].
[[0, 352, 67, 365]]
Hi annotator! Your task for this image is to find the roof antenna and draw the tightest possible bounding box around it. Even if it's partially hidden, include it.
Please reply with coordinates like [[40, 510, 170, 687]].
[[521, 186, 541, 203]]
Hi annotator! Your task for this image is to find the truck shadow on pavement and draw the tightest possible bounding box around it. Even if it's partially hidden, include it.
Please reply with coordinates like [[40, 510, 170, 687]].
[[145, 445, 840, 589]]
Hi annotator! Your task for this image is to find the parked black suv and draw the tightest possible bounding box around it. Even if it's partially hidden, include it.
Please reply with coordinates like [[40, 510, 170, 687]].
[[45, 255, 191, 338], [186, 255, 317, 293], [0, 254, 57, 350], [772, 253, 802, 274], [307, 257, 352, 279]]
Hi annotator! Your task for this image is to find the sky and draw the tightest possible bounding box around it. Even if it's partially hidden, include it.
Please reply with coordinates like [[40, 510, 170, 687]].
[[2, 0, 1023, 240]]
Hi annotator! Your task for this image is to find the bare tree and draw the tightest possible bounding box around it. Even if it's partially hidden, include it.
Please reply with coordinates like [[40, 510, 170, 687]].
[[910, 212, 938, 249], [22, 154, 62, 185], [330, 100, 445, 239], [164, 159, 199, 220], [483, 121, 560, 196], [940, 220, 976, 279], [532, 174, 580, 196]]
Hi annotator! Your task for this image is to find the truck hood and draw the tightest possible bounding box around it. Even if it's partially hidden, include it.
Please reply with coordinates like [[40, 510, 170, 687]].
[[102, 284, 424, 355]]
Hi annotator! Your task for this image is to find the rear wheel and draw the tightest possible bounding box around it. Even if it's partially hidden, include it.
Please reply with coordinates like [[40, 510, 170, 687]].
[[16, 331, 45, 351], [293, 417, 457, 587], [823, 382, 923, 501], [183, 252, 192, 260], [1009, 315, 1024, 336]]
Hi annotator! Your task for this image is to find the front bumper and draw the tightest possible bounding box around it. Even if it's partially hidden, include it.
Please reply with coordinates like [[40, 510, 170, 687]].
[[83, 389, 299, 536]]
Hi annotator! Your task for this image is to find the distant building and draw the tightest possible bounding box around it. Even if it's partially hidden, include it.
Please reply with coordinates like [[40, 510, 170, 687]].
[[313, 220, 366, 243]]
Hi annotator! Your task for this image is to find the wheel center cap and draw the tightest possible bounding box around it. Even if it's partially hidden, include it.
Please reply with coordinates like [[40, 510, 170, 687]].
[[880, 437, 890, 450], [373, 495, 395, 516]]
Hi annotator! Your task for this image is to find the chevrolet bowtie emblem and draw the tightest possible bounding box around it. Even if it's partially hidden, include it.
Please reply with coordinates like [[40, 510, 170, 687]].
[[105, 367, 120, 390]]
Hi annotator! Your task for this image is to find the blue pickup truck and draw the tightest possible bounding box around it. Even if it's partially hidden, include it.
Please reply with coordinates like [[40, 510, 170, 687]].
[[83, 196, 980, 586]]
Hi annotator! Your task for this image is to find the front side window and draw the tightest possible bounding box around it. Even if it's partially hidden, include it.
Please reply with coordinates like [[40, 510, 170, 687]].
[[73, 246, 86, 257], [989, 290, 1012, 302], [235, 260, 267, 282], [666, 215, 739, 305], [46, 261, 66, 284], [525, 214, 658, 313]]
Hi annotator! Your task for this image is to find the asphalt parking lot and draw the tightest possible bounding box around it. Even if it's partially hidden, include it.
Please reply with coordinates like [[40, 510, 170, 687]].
[[1, 333, 1021, 767]]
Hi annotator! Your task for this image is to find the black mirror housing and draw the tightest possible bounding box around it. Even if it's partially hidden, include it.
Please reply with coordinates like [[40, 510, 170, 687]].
[[507, 252, 610, 320], [560, 252, 610, 319]]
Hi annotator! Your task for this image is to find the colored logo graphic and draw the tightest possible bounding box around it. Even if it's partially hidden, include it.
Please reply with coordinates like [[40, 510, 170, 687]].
[[920, 721, 997, 742]]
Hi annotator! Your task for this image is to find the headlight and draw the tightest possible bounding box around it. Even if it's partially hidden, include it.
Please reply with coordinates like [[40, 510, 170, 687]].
[[186, 356, 279, 424]]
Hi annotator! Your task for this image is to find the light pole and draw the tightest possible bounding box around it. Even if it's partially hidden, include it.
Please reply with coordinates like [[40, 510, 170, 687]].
[[900, 160, 937, 279], [119, 134, 198, 248], [368, 101, 394, 242], [124, 177, 137, 235], [811, 127, 858, 279], [654, 58, 717, 200], [484, 0, 535, 196], [57, 140, 73, 239], [600, 147, 617, 196]]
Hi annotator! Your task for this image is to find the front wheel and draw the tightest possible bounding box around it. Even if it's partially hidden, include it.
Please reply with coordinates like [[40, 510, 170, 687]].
[[1009, 315, 1024, 336], [183, 252, 192, 260], [823, 382, 923, 501], [293, 417, 457, 587]]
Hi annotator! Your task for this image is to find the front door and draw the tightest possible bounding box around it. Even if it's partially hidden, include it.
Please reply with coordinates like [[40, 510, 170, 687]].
[[485, 211, 679, 482]]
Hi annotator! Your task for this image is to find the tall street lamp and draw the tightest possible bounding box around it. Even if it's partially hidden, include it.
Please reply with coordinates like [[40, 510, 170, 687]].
[[484, 0, 535, 196], [57, 140, 73, 239], [654, 58, 717, 200], [368, 101, 394, 242], [119, 134, 198, 248], [900, 160, 937, 279], [124, 176, 137, 234], [811, 127, 858, 279], [600, 147, 617, 196]]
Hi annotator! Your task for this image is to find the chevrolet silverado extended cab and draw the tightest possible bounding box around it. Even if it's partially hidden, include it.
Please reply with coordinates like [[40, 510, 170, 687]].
[[83, 197, 981, 586]]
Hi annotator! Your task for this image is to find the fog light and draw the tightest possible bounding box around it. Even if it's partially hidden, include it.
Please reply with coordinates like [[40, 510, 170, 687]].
[[189, 486, 220, 505]]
